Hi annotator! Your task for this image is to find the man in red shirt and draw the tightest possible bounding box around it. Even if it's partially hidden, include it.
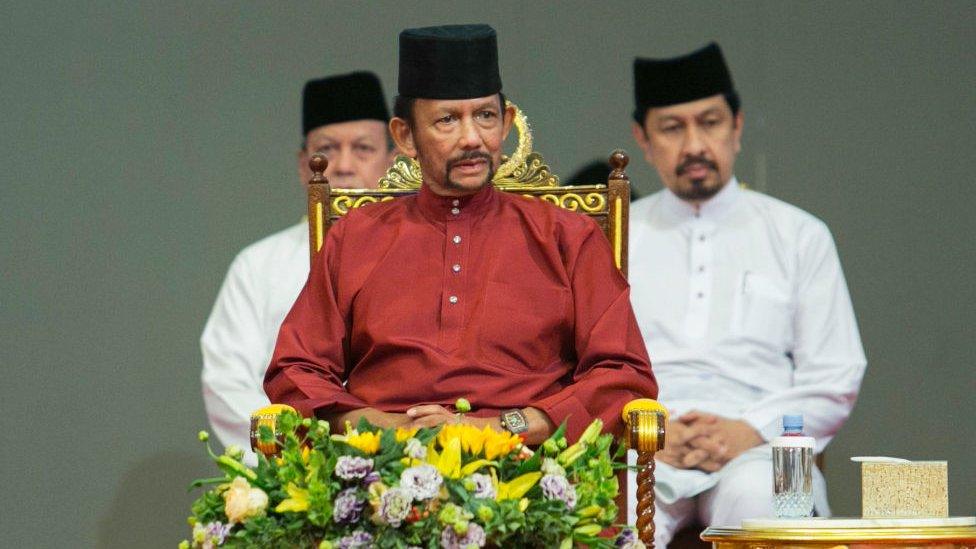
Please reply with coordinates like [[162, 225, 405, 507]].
[[265, 24, 656, 444]]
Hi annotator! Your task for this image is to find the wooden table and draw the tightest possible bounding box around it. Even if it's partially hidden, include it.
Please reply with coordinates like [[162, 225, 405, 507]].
[[702, 518, 976, 549]]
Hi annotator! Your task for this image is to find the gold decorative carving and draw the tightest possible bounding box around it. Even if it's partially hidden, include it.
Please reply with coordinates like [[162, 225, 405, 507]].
[[375, 101, 559, 190], [494, 100, 532, 181], [376, 155, 424, 190], [331, 194, 399, 215], [495, 152, 559, 187], [524, 190, 606, 212]]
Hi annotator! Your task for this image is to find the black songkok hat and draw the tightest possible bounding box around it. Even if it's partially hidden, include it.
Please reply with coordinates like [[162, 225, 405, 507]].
[[633, 42, 735, 121], [302, 71, 390, 135], [398, 24, 502, 99]]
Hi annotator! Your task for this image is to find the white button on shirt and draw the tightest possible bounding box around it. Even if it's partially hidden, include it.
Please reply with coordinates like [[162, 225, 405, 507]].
[[629, 178, 867, 450]]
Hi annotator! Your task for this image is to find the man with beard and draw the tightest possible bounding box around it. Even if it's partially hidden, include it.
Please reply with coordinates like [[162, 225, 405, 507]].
[[202, 72, 395, 462], [627, 43, 866, 544], [264, 24, 657, 444]]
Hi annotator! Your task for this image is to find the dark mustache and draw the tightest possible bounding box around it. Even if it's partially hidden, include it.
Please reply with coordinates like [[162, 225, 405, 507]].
[[676, 156, 718, 176], [446, 150, 492, 170]]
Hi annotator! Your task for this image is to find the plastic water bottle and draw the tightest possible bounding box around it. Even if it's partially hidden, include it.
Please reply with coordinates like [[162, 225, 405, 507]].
[[771, 414, 814, 517]]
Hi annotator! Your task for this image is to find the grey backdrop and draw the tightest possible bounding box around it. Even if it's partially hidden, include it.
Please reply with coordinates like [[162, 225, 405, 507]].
[[2, 2, 973, 546]]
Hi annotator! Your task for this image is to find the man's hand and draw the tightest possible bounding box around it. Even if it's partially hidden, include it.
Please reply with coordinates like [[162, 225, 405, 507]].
[[328, 405, 555, 446], [405, 405, 507, 433], [324, 408, 411, 432], [405, 405, 554, 445], [656, 415, 717, 469], [658, 411, 763, 473], [405, 404, 465, 428]]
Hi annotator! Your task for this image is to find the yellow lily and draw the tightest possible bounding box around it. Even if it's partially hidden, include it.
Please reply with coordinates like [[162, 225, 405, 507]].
[[274, 483, 310, 513], [574, 523, 602, 536], [578, 418, 604, 445], [483, 429, 522, 460], [437, 424, 485, 455], [459, 459, 495, 477], [496, 472, 542, 500], [577, 504, 603, 518], [557, 441, 587, 466], [428, 436, 462, 478], [395, 426, 419, 443], [344, 430, 382, 455]]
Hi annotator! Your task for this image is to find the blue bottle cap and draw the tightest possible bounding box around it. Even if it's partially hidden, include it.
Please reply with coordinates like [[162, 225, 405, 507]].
[[783, 414, 804, 431]]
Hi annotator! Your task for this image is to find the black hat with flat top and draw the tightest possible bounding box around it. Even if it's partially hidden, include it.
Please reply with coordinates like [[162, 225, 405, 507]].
[[398, 24, 502, 99], [633, 42, 735, 122], [302, 71, 389, 135]]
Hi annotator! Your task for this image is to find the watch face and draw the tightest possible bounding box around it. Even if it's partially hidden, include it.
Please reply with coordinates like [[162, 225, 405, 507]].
[[503, 410, 528, 434]]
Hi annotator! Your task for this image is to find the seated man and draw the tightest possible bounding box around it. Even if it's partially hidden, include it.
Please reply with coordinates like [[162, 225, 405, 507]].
[[265, 24, 657, 444], [627, 43, 867, 544], [201, 72, 395, 461]]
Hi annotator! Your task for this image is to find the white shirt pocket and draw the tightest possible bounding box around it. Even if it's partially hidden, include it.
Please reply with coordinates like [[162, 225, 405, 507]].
[[730, 271, 793, 351]]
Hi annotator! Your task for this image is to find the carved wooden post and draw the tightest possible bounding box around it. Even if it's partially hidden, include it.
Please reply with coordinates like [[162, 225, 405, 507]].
[[622, 399, 667, 548], [607, 150, 631, 278], [307, 154, 331, 265]]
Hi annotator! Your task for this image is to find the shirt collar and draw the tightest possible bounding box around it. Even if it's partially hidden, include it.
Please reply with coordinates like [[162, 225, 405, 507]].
[[661, 175, 741, 223], [416, 181, 497, 222]]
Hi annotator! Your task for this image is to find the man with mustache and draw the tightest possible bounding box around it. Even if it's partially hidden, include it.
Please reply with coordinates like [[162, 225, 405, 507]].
[[627, 44, 866, 545], [265, 25, 656, 445], [201, 72, 395, 463]]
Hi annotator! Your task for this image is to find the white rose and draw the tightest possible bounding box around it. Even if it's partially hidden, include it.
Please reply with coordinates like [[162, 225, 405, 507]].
[[223, 476, 268, 524]]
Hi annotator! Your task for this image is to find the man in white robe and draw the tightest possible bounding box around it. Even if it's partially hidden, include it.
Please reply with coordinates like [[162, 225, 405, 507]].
[[201, 72, 395, 462], [626, 43, 867, 546]]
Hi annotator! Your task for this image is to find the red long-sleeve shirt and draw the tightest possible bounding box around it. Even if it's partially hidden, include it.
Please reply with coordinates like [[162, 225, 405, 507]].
[[265, 183, 657, 440]]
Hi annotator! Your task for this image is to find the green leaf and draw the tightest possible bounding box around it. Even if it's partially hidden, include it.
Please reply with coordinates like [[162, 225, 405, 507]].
[[187, 475, 228, 491]]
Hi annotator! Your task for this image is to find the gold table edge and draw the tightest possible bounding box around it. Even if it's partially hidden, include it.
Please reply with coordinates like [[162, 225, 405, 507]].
[[702, 525, 976, 542]]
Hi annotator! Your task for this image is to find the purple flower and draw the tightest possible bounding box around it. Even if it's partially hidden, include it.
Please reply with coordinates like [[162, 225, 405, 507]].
[[362, 471, 381, 486], [192, 521, 231, 549], [463, 473, 496, 500], [335, 456, 374, 481], [540, 474, 577, 510], [440, 522, 487, 549], [615, 528, 646, 549], [401, 464, 443, 501], [379, 487, 413, 527], [332, 488, 364, 524], [206, 521, 231, 542], [404, 437, 427, 459], [337, 530, 373, 549]]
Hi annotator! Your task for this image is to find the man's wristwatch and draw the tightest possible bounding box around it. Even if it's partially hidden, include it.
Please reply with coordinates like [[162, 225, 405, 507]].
[[499, 408, 529, 435]]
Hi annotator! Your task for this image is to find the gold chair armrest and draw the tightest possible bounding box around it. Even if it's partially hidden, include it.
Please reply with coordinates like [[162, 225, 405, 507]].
[[622, 398, 668, 548], [249, 404, 297, 458]]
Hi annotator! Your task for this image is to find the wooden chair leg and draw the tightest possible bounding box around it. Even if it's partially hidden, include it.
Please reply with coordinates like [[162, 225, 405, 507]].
[[636, 450, 657, 546]]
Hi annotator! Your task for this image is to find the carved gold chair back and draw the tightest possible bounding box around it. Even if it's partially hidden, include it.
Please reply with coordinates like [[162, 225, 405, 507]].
[[305, 103, 633, 277]]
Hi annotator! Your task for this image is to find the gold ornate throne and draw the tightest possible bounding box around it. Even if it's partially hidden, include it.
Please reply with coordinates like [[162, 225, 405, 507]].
[[305, 104, 634, 277], [281, 103, 666, 546]]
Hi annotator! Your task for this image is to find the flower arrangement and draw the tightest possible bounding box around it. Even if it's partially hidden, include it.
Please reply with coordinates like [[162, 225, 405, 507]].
[[182, 402, 644, 548]]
